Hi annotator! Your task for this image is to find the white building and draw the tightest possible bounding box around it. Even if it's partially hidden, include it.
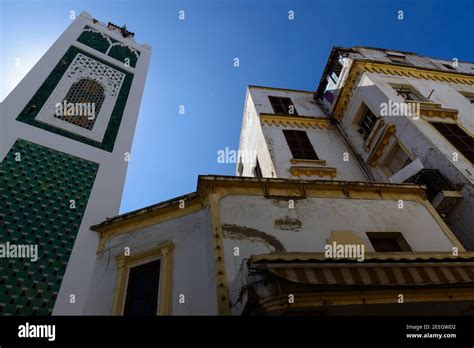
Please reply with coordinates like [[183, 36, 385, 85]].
[[316, 47, 474, 249], [84, 47, 474, 316], [0, 12, 151, 315]]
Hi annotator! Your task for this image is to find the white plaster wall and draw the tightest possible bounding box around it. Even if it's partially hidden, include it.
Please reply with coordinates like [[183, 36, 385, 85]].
[[249, 87, 323, 116], [236, 90, 276, 177], [219, 194, 457, 306], [338, 71, 474, 248], [0, 12, 152, 314], [239, 87, 366, 181], [84, 209, 218, 315], [339, 73, 390, 182], [369, 72, 474, 180], [262, 123, 367, 181]]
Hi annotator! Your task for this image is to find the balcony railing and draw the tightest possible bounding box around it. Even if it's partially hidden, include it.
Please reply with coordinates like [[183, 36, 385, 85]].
[[405, 169, 463, 218]]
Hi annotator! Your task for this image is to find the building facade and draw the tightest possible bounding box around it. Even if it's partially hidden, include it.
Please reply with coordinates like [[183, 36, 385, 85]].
[[84, 47, 474, 316], [0, 12, 151, 315], [317, 47, 474, 249]]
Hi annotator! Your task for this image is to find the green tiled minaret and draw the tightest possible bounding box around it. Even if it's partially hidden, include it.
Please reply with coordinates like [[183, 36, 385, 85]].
[[1, 11, 150, 315]]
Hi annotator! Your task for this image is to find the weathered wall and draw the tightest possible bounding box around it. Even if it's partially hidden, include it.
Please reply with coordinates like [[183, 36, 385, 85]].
[[236, 90, 275, 177], [339, 71, 474, 248], [249, 87, 322, 116], [219, 194, 458, 308], [84, 209, 218, 315], [241, 86, 367, 181], [262, 123, 367, 180]]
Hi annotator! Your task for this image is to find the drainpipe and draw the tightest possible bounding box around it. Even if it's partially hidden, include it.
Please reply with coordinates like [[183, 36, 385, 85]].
[[315, 98, 376, 182], [332, 118, 376, 182]]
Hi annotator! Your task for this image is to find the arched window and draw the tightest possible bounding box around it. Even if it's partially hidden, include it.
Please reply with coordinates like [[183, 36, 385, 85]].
[[54, 78, 105, 130]]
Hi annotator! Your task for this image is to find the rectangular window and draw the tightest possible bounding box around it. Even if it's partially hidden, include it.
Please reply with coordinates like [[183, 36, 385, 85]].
[[367, 232, 411, 252], [382, 142, 412, 176], [431, 122, 474, 163], [358, 107, 379, 140], [283, 130, 318, 160], [268, 96, 298, 115], [390, 84, 425, 102], [124, 260, 161, 316]]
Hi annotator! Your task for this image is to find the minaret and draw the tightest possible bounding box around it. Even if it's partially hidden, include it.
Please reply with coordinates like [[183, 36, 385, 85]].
[[0, 11, 151, 315]]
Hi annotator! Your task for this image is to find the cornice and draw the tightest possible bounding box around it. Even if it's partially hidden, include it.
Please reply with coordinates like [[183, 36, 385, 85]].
[[333, 61, 474, 121], [260, 114, 330, 129]]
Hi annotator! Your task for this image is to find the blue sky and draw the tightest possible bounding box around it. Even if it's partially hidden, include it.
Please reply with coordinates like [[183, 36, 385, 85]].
[[1, 0, 473, 214]]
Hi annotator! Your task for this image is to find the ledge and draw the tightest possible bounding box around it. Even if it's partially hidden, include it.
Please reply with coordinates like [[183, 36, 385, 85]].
[[91, 175, 428, 232], [289, 166, 337, 178], [333, 60, 473, 121], [406, 100, 459, 120], [90, 175, 441, 253], [290, 158, 327, 165], [260, 114, 330, 129], [367, 124, 396, 167]]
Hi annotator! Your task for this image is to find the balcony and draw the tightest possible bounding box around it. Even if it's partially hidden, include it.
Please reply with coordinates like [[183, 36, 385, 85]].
[[405, 169, 463, 218], [406, 100, 458, 120]]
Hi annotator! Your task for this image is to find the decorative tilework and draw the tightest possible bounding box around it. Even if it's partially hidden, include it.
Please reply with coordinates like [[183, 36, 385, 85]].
[[77, 25, 140, 68], [54, 78, 105, 130], [108, 44, 138, 68], [16, 47, 133, 152], [0, 139, 99, 315], [77, 28, 111, 53], [34, 53, 126, 143]]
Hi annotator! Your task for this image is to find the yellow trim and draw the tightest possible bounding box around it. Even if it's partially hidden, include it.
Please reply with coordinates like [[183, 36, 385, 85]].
[[96, 198, 203, 253], [363, 62, 474, 84], [407, 100, 459, 120], [260, 114, 330, 129], [367, 124, 397, 167], [209, 193, 231, 315], [351, 102, 369, 127], [112, 240, 174, 315], [333, 61, 474, 121], [363, 118, 385, 152], [290, 158, 327, 165], [290, 166, 337, 178], [258, 288, 474, 314], [93, 176, 466, 274]]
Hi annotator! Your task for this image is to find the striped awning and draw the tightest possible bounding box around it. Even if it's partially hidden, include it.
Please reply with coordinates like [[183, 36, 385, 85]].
[[263, 262, 474, 286], [249, 253, 474, 286]]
